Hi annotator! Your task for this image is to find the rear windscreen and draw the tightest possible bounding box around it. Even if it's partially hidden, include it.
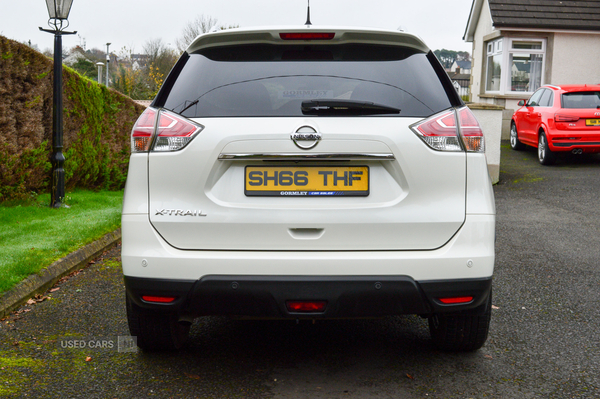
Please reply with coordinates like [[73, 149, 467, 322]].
[[157, 44, 453, 118], [562, 92, 600, 109]]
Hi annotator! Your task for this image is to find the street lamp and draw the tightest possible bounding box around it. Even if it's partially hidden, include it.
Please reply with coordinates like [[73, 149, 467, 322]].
[[105, 43, 111, 87], [96, 62, 104, 84], [39, 0, 76, 208]]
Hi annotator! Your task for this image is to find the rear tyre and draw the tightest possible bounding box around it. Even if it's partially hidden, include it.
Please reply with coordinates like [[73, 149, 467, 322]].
[[509, 122, 526, 151], [428, 290, 492, 352], [538, 131, 557, 165], [126, 294, 190, 351]]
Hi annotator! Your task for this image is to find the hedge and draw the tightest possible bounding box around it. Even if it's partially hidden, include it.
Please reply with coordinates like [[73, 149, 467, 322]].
[[0, 36, 145, 201]]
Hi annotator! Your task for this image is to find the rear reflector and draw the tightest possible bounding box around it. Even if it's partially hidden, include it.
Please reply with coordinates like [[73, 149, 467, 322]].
[[286, 300, 328, 313], [438, 296, 474, 304], [130, 108, 204, 153], [279, 32, 335, 40], [141, 295, 177, 303]]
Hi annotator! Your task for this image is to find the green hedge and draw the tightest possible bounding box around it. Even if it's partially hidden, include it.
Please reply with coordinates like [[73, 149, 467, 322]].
[[0, 36, 145, 201]]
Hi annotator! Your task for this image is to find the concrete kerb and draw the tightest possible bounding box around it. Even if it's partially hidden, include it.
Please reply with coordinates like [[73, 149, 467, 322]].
[[0, 229, 121, 318]]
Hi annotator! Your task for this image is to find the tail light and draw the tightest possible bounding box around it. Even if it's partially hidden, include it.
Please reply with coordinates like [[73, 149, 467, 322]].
[[555, 114, 580, 122], [458, 107, 485, 152], [131, 108, 157, 152], [411, 107, 485, 153], [130, 108, 204, 153]]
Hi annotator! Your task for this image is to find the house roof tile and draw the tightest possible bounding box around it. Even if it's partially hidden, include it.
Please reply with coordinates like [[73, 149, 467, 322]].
[[489, 0, 600, 31]]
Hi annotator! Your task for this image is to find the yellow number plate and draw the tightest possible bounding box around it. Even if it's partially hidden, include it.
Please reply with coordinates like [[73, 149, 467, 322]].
[[586, 119, 600, 126], [245, 166, 369, 196]]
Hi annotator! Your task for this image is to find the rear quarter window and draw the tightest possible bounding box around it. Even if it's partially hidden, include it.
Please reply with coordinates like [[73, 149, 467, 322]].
[[156, 44, 454, 118]]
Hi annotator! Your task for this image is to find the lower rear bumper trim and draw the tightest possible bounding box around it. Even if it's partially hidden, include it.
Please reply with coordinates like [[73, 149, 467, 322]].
[[124, 275, 492, 318]]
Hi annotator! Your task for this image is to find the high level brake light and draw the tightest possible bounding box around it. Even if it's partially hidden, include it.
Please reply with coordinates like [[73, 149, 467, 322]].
[[411, 106, 485, 153], [279, 32, 335, 40], [130, 108, 204, 153]]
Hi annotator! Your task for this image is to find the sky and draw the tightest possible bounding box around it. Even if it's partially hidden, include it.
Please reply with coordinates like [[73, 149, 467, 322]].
[[0, 0, 474, 55]]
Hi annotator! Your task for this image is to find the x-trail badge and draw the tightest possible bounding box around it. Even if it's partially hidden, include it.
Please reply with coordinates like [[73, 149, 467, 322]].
[[291, 126, 321, 149]]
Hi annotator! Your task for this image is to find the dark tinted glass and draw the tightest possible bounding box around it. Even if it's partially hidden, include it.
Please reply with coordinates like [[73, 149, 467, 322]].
[[539, 89, 553, 107], [562, 92, 600, 109], [527, 89, 544, 106], [159, 44, 453, 118]]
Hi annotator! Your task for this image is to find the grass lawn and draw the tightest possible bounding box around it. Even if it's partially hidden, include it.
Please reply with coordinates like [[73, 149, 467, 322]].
[[0, 190, 122, 293]]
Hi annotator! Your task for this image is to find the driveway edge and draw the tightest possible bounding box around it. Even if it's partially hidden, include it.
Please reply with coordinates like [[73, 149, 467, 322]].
[[0, 229, 121, 318]]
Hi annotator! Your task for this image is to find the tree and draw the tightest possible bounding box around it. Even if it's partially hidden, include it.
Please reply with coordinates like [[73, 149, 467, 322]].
[[175, 14, 239, 53], [457, 51, 471, 62], [175, 14, 219, 53], [434, 49, 459, 70], [71, 58, 96, 79]]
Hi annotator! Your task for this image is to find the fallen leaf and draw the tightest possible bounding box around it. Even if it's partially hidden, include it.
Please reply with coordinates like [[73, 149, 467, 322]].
[[85, 356, 92, 362], [184, 372, 200, 380], [49, 287, 60, 293], [27, 299, 36, 305], [484, 354, 493, 359], [406, 374, 414, 380]]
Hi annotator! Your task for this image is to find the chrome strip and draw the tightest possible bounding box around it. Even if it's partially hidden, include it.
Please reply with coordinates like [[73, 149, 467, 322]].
[[218, 153, 396, 161]]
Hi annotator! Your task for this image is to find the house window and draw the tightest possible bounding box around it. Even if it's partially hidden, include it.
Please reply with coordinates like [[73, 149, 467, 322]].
[[484, 38, 546, 95], [508, 39, 545, 93], [485, 39, 502, 92]]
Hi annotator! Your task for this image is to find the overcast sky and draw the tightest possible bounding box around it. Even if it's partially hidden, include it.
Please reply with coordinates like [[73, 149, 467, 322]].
[[1, 0, 474, 55]]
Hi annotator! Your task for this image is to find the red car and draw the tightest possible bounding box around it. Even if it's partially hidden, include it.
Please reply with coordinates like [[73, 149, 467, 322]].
[[510, 84, 600, 165]]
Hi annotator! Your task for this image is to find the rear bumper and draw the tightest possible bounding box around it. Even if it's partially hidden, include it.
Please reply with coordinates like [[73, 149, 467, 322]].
[[125, 275, 493, 318]]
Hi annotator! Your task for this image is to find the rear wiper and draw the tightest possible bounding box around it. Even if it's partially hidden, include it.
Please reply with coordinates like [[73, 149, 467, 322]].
[[301, 99, 400, 115]]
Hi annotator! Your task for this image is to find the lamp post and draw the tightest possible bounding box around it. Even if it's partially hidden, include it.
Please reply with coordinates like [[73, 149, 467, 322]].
[[96, 62, 104, 84], [105, 43, 111, 87], [39, 0, 76, 208]]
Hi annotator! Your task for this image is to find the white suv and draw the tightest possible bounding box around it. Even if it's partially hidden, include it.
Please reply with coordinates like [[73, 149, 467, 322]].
[[122, 26, 495, 351]]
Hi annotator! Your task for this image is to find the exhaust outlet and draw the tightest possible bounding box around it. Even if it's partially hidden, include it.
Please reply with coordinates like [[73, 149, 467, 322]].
[[572, 149, 583, 155]]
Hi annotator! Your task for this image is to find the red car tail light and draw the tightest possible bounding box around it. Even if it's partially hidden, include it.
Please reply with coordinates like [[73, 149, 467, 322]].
[[458, 107, 485, 153], [555, 114, 580, 122], [130, 108, 204, 153], [286, 300, 328, 313], [279, 32, 335, 40], [412, 107, 485, 153], [131, 108, 157, 152]]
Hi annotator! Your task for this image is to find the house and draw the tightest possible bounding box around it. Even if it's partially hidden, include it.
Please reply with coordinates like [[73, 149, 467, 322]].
[[63, 46, 90, 66], [463, 0, 600, 135], [449, 60, 472, 75]]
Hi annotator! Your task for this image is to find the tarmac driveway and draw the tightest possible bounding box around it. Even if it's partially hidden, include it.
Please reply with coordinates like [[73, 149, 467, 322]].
[[0, 141, 599, 398]]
